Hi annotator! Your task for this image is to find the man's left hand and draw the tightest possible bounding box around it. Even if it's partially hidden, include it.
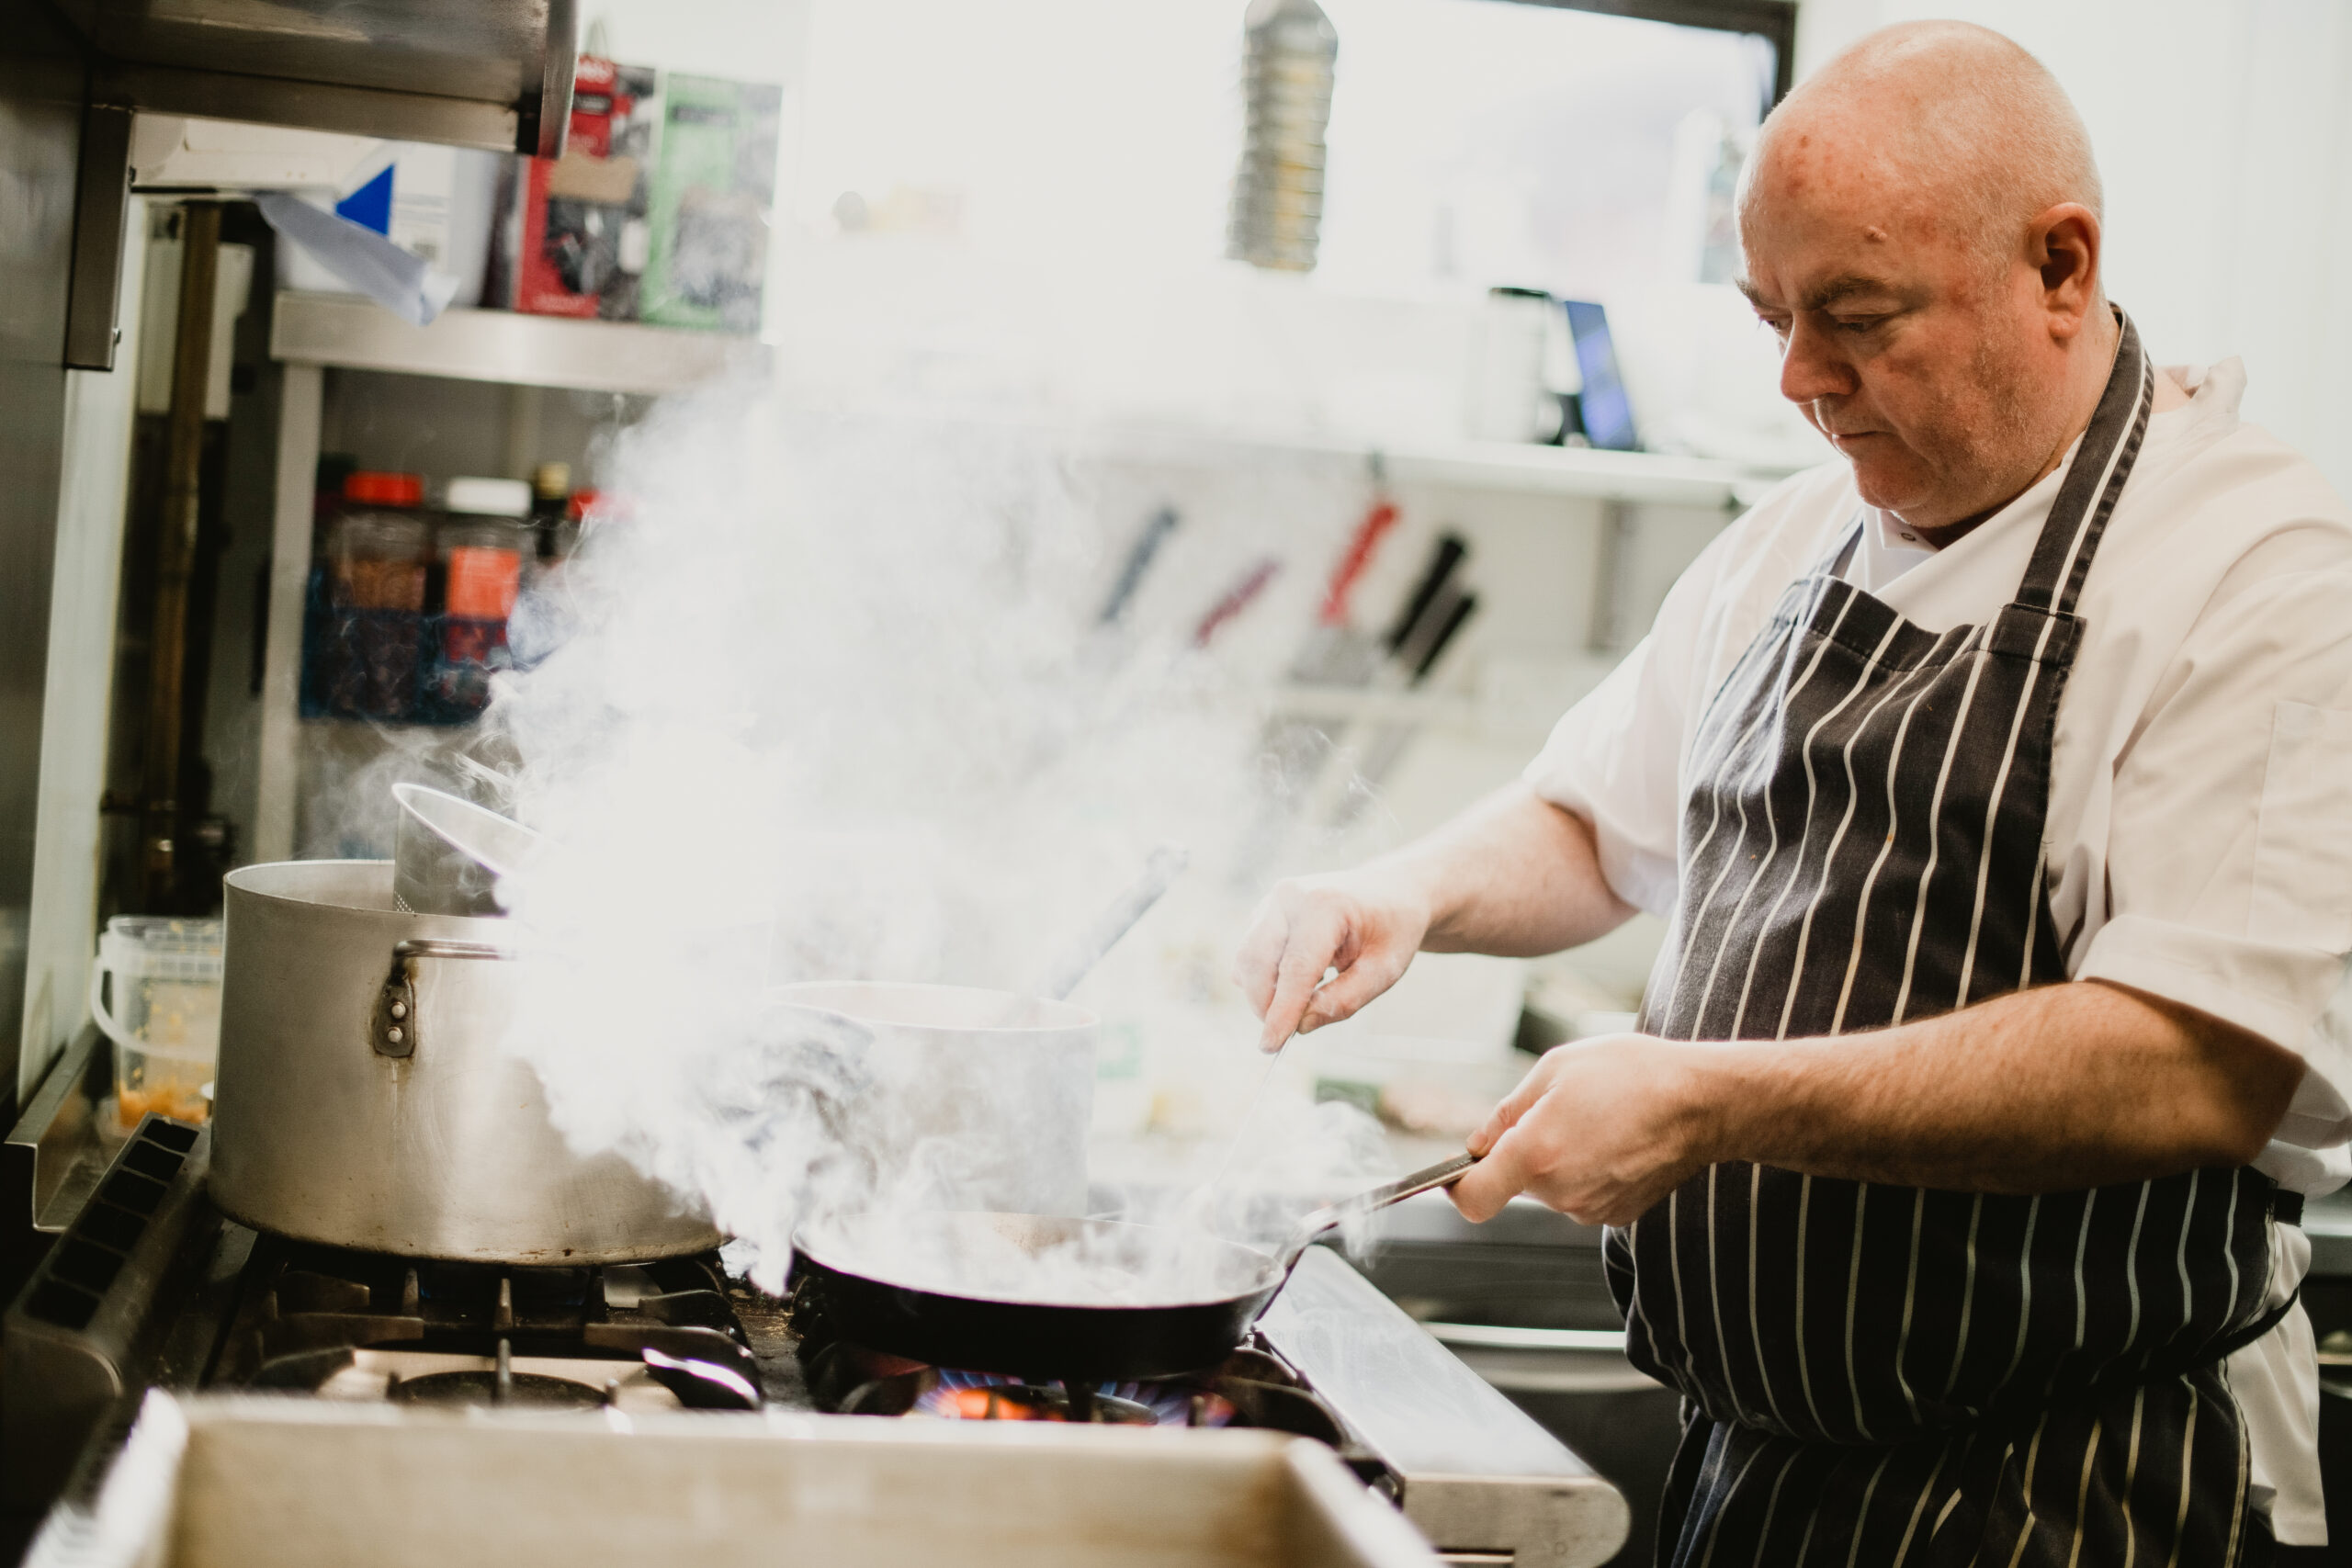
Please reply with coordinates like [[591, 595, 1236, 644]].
[[1450, 1033, 1713, 1225]]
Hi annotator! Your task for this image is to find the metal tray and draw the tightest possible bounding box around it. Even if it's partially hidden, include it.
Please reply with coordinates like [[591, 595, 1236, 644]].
[[29, 1393, 1442, 1568]]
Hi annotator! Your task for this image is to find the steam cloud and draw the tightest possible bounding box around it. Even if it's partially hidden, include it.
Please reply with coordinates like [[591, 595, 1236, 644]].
[[473, 380, 1396, 1294]]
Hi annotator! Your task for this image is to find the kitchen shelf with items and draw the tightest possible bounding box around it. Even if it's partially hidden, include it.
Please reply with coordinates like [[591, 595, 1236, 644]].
[[251, 50, 787, 862], [300, 468, 580, 729], [255, 313, 721, 864]]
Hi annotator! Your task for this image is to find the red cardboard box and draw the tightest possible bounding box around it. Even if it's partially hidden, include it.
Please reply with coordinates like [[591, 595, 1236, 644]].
[[492, 56, 660, 320]]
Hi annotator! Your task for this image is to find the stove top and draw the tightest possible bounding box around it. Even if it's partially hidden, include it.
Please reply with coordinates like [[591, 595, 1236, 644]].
[[194, 1217, 1366, 1456], [208, 1235, 770, 1410], [5, 1049, 1626, 1567]]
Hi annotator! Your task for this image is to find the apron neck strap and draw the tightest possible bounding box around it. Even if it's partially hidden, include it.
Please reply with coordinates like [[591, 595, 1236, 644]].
[[2013, 308, 2153, 618]]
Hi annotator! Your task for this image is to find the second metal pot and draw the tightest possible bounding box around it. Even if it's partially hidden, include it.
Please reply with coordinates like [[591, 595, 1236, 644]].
[[210, 860, 720, 1264], [768, 981, 1097, 1218]]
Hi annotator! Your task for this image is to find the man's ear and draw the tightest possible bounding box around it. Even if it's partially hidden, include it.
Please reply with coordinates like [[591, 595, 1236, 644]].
[[2031, 203, 2102, 339]]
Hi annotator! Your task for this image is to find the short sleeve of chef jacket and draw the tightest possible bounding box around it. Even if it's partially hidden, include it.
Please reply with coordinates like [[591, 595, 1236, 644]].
[[1523, 423, 2352, 1183], [2066, 468, 2352, 1175]]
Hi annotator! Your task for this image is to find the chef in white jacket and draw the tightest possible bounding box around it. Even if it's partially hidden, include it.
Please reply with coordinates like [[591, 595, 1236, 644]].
[[1238, 21, 2350, 1563]]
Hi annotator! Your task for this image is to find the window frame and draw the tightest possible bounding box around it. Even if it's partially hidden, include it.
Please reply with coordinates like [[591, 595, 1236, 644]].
[[1499, 0, 1797, 106]]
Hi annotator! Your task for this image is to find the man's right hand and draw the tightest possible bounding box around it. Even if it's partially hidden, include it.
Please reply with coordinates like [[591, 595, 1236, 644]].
[[1232, 871, 1432, 1053], [1232, 784, 1635, 1056]]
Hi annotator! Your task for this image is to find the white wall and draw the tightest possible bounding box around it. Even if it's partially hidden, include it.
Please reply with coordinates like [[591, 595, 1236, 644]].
[[1795, 0, 2352, 497], [578, 1, 810, 84]]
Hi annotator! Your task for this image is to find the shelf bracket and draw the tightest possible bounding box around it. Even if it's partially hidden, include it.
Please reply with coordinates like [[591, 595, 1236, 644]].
[[1588, 500, 1637, 655], [63, 102, 134, 371]]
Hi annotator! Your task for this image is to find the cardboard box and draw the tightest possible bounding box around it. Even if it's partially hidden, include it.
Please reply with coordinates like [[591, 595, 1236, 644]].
[[492, 56, 660, 319], [639, 74, 783, 334]]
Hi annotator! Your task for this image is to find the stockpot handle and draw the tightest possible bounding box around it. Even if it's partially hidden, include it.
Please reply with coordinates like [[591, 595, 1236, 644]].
[[375, 938, 519, 1058]]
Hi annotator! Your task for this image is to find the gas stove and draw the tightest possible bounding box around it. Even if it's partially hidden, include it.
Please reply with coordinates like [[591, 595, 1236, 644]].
[[3, 1034, 1626, 1567]]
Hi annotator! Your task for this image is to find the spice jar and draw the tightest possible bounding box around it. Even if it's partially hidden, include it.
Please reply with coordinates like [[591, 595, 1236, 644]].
[[435, 476, 530, 716], [322, 470, 430, 720]]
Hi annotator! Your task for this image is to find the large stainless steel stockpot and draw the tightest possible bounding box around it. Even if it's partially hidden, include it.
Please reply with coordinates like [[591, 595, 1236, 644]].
[[210, 861, 720, 1263]]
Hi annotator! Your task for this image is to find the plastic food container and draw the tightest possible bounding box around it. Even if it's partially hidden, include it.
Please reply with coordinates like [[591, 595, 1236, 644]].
[[322, 471, 432, 720], [435, 477, 530, 716], [88, 916, 225, 1131]]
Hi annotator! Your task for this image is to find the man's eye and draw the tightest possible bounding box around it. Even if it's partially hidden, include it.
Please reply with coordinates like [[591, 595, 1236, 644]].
[[1832, 316, 1886, 334], [1757, 316, 1792, 341]]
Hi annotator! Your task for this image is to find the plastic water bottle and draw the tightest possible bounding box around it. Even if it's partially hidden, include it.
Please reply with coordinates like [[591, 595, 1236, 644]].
[[1227, 0, 1338, 273]]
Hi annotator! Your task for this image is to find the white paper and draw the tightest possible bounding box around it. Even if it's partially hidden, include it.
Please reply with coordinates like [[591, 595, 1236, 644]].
[[254, 190, 458, 327]]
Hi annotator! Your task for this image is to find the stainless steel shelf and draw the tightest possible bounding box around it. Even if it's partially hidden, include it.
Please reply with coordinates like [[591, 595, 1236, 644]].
[[68, 0, 574, 155], [821, 404, 1803, 510], [269, 290, 770, 396], [1083, 423, 1797, 510]]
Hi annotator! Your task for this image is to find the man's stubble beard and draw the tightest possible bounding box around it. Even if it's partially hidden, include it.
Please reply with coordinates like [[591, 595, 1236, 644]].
[[1895, 326, 2049, 528]]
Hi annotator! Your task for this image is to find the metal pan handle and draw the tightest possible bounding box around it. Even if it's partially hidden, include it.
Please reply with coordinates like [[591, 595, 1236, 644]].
[[1274, 1149, 1479, 1275], [374, 938, 519, 1058]]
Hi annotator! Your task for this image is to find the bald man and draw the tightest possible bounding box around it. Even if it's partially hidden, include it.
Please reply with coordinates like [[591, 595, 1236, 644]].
[[1235, 21, 2351, 1565]]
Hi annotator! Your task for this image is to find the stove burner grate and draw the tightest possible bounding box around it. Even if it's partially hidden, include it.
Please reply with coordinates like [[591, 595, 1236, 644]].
[[391, 1370, 607, 1409], [210, 1235, 770, 1411], [917, 1369, 1233, 1427], [797, 1336, 1334, 1439]]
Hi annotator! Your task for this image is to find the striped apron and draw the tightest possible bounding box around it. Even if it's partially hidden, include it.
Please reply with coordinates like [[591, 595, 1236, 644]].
[[1611, 312, 2291, 1565]]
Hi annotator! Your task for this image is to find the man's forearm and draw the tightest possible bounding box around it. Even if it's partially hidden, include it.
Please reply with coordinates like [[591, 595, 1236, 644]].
[[1691, 980, 2306, 1191], [1454, 977, 2308, 1224], [1376, 784, 1635, 957]]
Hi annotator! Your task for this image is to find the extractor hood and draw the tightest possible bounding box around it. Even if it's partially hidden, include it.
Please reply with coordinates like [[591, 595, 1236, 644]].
[[53, 0, 578, 157]]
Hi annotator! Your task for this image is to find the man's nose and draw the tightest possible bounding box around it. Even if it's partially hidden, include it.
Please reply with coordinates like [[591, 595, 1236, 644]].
[[1779, 318, 1856, 406]]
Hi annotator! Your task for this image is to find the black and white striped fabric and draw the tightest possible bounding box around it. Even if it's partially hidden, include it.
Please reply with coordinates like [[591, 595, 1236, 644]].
[[1611, 312, 2285, 1564]]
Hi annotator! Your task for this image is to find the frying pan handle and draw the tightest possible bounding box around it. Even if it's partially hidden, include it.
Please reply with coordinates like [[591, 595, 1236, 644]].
[[1275, 1149, 1479, 1274], [374, 938, 521, 1058]]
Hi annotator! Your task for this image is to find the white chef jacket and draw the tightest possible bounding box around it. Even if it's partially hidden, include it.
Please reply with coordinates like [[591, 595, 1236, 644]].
[[1526, 359, 2352, 1543]]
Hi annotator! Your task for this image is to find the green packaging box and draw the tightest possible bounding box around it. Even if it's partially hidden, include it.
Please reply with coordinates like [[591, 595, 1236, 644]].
[[640, 73, 784, 334]]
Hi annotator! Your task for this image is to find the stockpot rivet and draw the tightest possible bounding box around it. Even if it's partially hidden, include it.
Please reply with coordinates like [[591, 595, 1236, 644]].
[[390, 1001, 408, 1020], [386, 1026, 404, 1043]]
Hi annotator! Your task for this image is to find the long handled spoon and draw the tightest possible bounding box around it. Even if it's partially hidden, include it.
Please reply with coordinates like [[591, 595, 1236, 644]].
[[1025, 844, 1190, 1003]]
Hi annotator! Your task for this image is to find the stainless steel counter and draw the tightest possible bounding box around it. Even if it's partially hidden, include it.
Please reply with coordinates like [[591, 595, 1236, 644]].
[[2305, 1189, 2352, 1278], [1384, 1182, 2352, 1278]]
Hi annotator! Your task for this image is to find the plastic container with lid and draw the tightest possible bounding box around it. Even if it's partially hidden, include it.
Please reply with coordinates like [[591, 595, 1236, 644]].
[[89, 916, 224, 1131], [435, 477, 530, 716], [319, 470, 432, 720]]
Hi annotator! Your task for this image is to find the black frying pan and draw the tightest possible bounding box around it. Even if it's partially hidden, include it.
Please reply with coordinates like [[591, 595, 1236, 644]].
[[787, 1151, 1476, 1380]]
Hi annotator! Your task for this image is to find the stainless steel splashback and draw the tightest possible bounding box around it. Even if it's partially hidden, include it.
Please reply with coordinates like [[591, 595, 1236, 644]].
[[0, 0, 86, 1109]]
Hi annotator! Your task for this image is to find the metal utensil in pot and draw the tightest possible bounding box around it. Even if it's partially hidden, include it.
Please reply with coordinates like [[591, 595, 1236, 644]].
[[787, 1151, 1476, 1380], [1019, 844, 1187, 1006], [392, 782, 543, 917]]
